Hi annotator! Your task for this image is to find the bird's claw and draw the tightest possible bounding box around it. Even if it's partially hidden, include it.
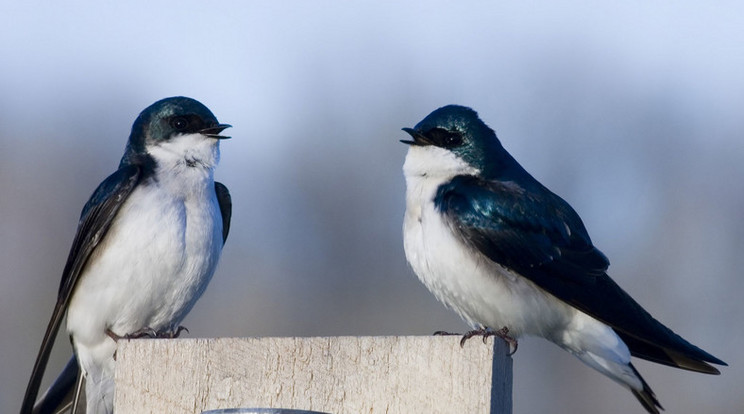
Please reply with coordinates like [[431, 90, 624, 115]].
[[494, 327, 518, 356], [105, 325, 189, 341], [171, 325, 189, 338], [433, 330, 461, 336], [106, 326, 188, 361], [124, 327, 160, 339], [456, 327, 518, 355]]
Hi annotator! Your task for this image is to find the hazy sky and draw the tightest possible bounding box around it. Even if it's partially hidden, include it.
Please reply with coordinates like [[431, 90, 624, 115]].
[[1, 2, 743, 413]]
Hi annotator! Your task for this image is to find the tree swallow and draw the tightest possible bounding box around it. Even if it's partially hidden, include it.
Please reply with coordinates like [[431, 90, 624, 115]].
[[21, 97, 233, 414], [401, 105, 726, 413]]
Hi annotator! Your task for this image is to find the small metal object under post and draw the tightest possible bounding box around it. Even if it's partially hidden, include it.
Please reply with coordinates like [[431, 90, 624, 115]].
[[202, 409, 331, 414]]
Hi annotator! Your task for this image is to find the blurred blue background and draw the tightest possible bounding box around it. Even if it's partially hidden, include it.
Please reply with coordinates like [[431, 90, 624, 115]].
[[1, 1, 742, 413]]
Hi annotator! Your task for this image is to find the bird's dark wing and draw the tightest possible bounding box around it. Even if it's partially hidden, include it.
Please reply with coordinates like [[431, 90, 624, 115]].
[[436, 175, 726, 372], [214, 182, 231, 244], [21, 165, 141, 414]]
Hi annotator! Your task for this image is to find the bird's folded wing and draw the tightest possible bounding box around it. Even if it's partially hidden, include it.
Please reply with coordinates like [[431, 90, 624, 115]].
[[435, 174, 725, 372], [214, 181, 231, 244]]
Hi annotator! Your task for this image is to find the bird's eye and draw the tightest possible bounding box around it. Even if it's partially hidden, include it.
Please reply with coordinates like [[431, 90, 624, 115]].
[[444, 134, 462, 147], [170, 116, 188, 131], [427, 128, 463, 148]]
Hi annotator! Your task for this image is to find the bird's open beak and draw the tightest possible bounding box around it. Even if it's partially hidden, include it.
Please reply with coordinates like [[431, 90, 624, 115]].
[[201, 124, 232, 139], [400, 127, 430, 146]]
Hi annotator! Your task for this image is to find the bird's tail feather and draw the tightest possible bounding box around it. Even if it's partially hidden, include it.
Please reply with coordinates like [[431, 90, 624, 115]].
[[573, 351, 663, 414], [629, 363, 663, 414], [559, 318, 664, 414], [31, 356, 79, 414]]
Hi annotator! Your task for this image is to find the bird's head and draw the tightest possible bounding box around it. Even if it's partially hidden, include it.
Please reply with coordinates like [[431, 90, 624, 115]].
[[401, 105, 508, 179], [121, 96, 231, 170]]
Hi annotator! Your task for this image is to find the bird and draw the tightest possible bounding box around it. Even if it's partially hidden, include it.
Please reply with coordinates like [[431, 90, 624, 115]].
[[400, 104, 726, 413], [21, 96, 233, 414]]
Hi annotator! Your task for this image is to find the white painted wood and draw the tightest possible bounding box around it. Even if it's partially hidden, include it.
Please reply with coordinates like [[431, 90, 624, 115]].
[[114, 336, 512, 414]]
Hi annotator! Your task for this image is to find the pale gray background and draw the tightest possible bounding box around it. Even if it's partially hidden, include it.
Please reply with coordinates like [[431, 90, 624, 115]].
[[1, 1, 742, 413]]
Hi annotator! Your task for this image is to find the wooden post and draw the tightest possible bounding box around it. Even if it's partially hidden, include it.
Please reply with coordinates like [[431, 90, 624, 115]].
[[114, 336, 512, 414]]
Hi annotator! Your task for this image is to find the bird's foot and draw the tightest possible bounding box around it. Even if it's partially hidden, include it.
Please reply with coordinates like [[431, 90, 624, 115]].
[[123, 327, 160, 339], [493, 327, 518, 356], [458, 327, 492, 347], [433, 330, 462, 336], [458, 327, 518, 355], [168, 326, 190, 338], [105, 325, 189, 341], [106, 326, 188, 361]]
